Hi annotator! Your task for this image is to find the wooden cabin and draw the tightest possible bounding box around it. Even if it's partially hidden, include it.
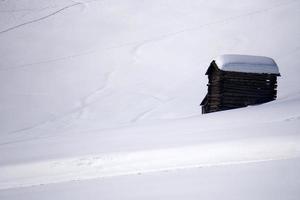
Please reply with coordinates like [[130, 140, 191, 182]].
[[201, 54, 280, 114]]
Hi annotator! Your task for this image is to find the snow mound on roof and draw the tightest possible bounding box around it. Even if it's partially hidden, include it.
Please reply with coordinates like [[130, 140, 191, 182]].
[[215, 54, 280, 74]]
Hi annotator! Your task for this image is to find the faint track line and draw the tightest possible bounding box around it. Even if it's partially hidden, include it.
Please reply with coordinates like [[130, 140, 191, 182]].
[[0, 6, 53, 13], [0, 42, 145, 71], [2, 71, 112, 138], [130, 0, 300, 56], [0, 3, 81, 35], [130, 107, 156, 123]]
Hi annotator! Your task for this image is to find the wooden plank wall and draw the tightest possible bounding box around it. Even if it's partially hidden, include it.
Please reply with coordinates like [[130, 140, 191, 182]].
[[202, 64, 278, 114]]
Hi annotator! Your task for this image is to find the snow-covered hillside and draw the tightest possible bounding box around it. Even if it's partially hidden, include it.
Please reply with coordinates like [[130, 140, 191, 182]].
[[0, 0, 300, 199]]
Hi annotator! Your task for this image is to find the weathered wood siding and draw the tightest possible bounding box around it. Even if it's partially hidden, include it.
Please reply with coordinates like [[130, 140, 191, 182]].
[[201, 61, 279, 114]]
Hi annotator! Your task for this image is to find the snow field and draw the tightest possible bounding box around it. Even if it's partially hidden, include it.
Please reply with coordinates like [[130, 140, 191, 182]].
[[0, 0, 300, 199]]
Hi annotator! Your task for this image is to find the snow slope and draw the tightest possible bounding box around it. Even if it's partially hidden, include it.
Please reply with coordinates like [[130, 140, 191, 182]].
[[1, 158, 300, 200], [0, 0, 300, 199]]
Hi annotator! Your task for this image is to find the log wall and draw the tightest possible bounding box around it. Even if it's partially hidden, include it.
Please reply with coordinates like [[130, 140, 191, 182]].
[[201, 62, 279, 114]]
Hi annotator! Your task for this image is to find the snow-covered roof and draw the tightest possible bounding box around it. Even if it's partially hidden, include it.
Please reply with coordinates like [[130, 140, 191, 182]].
[[214, 54, 280, 74]]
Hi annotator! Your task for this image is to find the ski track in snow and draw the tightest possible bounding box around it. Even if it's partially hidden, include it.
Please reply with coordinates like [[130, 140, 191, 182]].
[[129, 92, 174, 123], [1, 0, 298, 71], [128, 0, 300, 63], [2, 91, 299, 145], [0, 6, 54, 13], [0, 0, 100, 13], [75, 71, 113, 120], [0, 2, 82, 35], [130, 107, 156, 123], [1, 136, 299, 190], [5, 73, 112, 136]]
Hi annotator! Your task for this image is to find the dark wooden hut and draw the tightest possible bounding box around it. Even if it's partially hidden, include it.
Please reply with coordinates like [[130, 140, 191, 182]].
[[201, 54, 280, 114]]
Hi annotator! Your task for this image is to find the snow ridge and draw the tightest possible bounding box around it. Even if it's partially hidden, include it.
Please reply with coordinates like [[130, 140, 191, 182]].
[[1, 135, 299, 190]]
